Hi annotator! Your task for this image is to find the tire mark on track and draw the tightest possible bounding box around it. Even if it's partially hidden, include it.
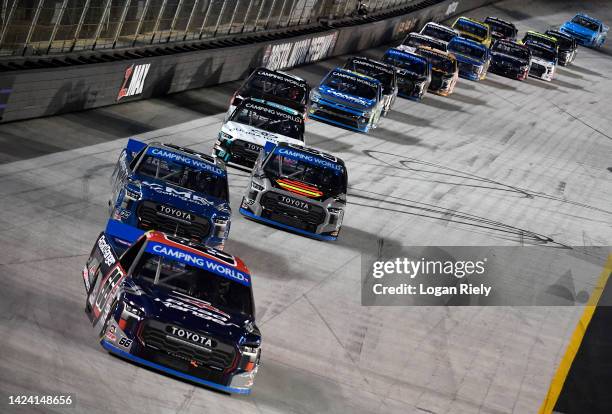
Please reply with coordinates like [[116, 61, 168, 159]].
[[348, 189, 567, 247], [363, 150, 612, 216]]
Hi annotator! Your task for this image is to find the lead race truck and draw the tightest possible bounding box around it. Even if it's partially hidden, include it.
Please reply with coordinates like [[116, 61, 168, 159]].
[[240, 142, 347, 241], [83, 230, 261, 394], [108, 140, 231, 250]]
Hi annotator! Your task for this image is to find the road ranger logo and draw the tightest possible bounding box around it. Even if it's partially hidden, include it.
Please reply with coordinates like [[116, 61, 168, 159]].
[[117, 63, 151, 101], [279, 195, 309, 210], [157, 205, 193, 222], [97, 235, 116, 266], [168, 326, 214, 347]]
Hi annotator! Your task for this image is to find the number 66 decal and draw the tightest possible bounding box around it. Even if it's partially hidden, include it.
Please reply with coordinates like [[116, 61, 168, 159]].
[[119, 337, 133, 347]]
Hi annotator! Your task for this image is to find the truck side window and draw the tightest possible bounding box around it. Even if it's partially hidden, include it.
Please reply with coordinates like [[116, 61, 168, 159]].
[[119, 237, 146, 271]]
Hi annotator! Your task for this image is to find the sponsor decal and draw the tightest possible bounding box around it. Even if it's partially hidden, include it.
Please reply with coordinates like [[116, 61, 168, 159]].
[[244, 102, 303, 124], [141, 181, 215, 207], [105, 331, 116, 342], [263, 33, 338, 71], [320, 86, 373, 107], [153, 297, 235, 326], [97, 235, 116, 267], [117, 63, 151, 101], [245, 142, 262, 152], [167, 326, 215, 347], [330, 70, 379, 88], [156, 204, 193, 222], [276, 147, 344, 173], [147, 147, 225, 176], [254, 69, 306, 89], [393, 17, 418, 38], [146, 242, 250, 286], [351, 59, 395, 75], [446, 1, 459, 16], [172, 291, 231, 318], [278, 194, 310, 210], [118, 337, 132, 348], [82, 266, 90, 291]]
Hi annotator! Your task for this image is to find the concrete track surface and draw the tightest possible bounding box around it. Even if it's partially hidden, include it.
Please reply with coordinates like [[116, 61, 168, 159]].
[[1, 0, 612, 413]]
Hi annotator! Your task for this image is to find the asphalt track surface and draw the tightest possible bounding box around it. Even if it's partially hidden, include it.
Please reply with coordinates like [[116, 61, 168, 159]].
[[1, 0, 612, 413]]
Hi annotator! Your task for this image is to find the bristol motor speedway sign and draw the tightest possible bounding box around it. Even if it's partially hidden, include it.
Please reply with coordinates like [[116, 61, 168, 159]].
[[117, 63, 151, 101], [262, 32, 338, 71]]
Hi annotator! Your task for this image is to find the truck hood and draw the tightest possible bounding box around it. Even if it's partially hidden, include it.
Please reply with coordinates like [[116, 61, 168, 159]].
[[491, 52, 528, 67], [453, 53, 485, 66], [125, 283, 259, 345], [317, 85, 376, 110], [531, 56, 555, 67], [129, 175, 230, 218], [561, 21, 596, 37], [222, 121, 304, 147]]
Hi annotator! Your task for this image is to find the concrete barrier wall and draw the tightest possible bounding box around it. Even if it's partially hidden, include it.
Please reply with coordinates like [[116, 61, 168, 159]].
[[0, 0, 493, 124]]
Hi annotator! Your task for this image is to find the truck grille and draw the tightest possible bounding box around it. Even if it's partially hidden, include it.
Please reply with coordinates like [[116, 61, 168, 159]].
[[229, 139, 262, 169], [429, 74, 443, 91], [312, 99, 361, 129], [137, 201, 210, 240], [141, 322, 236, 371], [458, 61, 478, 77], [260, 191, 326, 232], [529, 62, 546, 77]]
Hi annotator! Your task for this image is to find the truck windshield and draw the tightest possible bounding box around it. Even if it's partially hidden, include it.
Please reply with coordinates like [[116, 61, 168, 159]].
[[322, 71, 378, 100], [454, 19, 488, 39], [524, 34, 556, 50], [418, 51, 455, 74], [528, 45, 556, 62], [133, 252, 253, 317], [404, 35, 446, 52], [230, 102, 304, 140], [492, 42, 529, 60], [241, 71, 307, 103], [487, 20, 515, 38], [347, 61, 394, 93], [264, 152, 347, 196], [137, 155, 228, 200], [571, 16, 599, 31], [383, 52, 428, 76], [448, 40, 486, 60], [422, 25, 456, 42]]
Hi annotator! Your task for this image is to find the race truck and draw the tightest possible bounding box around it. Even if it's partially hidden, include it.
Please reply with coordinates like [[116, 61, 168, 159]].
[[240, 142, 347, 241], [415, 46, 458, 96], [309, 68, 384, 133], [452, 17, 493, 48], [521, 31, 559, 59], [343, 56, 398, 116], [108, 140, 231, 251], [560, 13, 608, 48], [447, 36, 491, 81], [489, 39, 531, 81], [419, 22, 458, 45], [83, 230, 261, 394], [484, 17, 518, 42], [382, 48, 431, 101], [397, 32, 447, 53], [214, 98, 305, 170], [227, 67, 310, 118], [525, 42, 557, 81], [545, 30, 577, 66]]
